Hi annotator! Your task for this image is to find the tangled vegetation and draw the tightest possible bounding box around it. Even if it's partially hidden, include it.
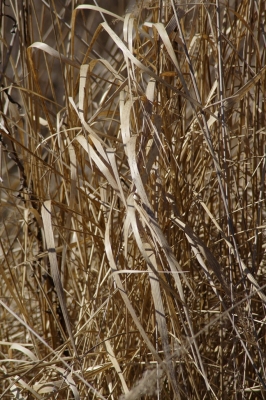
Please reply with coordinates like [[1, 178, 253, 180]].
[[0, 0, 266, 398]]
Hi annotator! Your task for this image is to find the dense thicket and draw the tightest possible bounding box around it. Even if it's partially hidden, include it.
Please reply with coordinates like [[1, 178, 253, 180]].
[[1, 1, 266, 398]]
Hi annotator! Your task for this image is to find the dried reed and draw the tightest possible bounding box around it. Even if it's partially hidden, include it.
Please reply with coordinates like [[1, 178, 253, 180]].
[[1, 0, 266, 398]]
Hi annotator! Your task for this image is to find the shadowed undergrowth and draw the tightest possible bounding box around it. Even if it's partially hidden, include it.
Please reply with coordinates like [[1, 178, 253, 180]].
[[0, 0, 266, 398]]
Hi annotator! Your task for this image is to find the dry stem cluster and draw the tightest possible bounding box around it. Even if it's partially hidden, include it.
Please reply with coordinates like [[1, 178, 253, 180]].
[[0, 0, 266, 399]]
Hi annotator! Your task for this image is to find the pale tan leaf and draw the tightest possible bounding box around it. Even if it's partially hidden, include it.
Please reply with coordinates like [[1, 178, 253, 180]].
[[41, 200, 78, 357], [105, 339, 129, 394], [75, 135, 119, 193], [105, 200, 162, 364], [9, 344, 37, 362], [28, 42, 79, 68], [106, 148, 126, 206], [74, 4, 124, 21]]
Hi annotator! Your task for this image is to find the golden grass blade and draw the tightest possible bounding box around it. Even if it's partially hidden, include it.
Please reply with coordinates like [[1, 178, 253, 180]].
[[28, 42, 79, 68], [120, 95, 133, 148], [133, 196, 193, 294], [9, 344, 37, 362], [75, 135, 119, 193], [105, 201, 162, 365], [170, 213, 230, 296], [123, 13, 137, 54], [41, 200, 78, 357], [143, 248, 180, 399], [59, 136, 79, 287], [74, 5, 124, 22], [126, 137, 150, 205], [104, 339, 129, 394], [106, 148, 127, 206], [31, 382, 62, 395], [79, 61, 123, 126]]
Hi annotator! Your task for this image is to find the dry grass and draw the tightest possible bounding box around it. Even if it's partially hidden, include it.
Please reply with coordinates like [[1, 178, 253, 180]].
[[1, 0, 266, 398]]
